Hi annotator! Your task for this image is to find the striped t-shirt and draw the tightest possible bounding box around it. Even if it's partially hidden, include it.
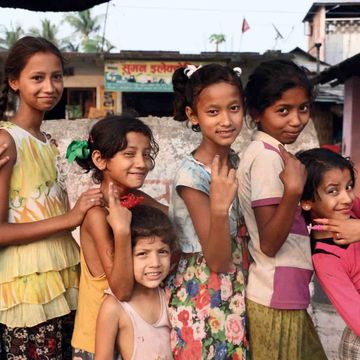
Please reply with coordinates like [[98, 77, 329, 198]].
[[237, 131, 313, 309]]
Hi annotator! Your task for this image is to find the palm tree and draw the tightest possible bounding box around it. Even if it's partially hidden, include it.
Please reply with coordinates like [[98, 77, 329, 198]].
[[209, 34, 226, 52], [82, 35, 114, 53], [29, 19, 59, 46], [64, 9, 102, 45], [0, 24, 24, 50]]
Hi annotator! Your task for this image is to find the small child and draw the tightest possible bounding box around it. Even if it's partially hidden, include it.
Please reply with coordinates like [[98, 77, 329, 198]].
[[95, 187, 175, 360], [297, 148, 360, 359]]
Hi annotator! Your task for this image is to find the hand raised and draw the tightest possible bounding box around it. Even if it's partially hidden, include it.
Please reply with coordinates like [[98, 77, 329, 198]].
[[278, 145, 307, 196], [106, 183, 132, 237], [210, 155, 238, 214]]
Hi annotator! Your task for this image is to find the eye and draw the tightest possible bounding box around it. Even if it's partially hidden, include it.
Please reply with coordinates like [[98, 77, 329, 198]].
[[277, 107, 289, 115], [32, 75, 43, 81], [124, 152, 135, 157], [53, 73, 63, 81], [159, 249, 170, 255], [207, 109, 218, 116], [229, 104, 241, 112], [299, 104, 309, 112], [327, 187, 339, 196], [135, 251, 147, 257], [143, 151, 152, 159], [346, 183, 354, 191]]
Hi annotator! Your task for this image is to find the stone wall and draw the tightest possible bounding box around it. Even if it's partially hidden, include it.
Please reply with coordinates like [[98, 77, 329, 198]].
[[42, 117, 342, 359]]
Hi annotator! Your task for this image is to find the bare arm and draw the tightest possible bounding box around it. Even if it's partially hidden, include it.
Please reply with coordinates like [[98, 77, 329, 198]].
[[0, 143, 9, 168], [180, 156, 237, 273], [255, 146, 307, 257], [83, 184, 133, 301], [95, 296, 120, 360], [0, 130, 103, 246]]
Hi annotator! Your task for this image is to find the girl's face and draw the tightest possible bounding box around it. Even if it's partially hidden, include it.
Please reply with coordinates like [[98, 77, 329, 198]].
[[103, 132, 153, 191], [9, 52, 63, 113], [257, 86, 310, 144], [187, 82, 244, 148], [132, 236, 171, 289], [305, 168, 355, 221]]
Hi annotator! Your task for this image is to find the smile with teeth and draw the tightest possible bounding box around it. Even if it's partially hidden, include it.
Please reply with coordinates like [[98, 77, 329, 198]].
[[144, 271, 163, 280], [216, 129, 235, 134]]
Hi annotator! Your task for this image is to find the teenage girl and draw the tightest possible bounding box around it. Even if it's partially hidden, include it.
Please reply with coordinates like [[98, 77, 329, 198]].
[[297, 148, 360, 360], [167, 64, 248, 359], [0, 36, 103, 359], [237, 59, 327, 359], [69, 115, 166, 358], [95, 187, 175, 360]]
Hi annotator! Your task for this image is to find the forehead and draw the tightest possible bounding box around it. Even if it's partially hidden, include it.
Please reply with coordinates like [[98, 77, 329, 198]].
[[21, 52, 62, 74], [134, 236, 169, 248], [125, 132, 150, 147], [197, 82, 241, 104], [320, 168, 352, 185], [272, 86, 309, 105]]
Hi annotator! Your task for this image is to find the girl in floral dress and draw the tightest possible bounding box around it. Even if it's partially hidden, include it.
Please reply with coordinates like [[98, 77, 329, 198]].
[[167, 64, 248, 359]]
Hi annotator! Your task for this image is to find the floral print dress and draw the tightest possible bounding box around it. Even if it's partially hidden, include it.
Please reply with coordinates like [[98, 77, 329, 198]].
[[166, 154, 249, 360]]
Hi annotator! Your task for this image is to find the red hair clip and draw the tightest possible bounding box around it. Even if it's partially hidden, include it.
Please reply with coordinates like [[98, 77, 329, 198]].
[[120, 193, 144, 209]]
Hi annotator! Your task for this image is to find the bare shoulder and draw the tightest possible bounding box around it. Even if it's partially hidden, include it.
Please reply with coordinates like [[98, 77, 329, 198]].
[[0, 129, 16, 161], [83, 205, 107, 228], [135, 190, 168, 214]]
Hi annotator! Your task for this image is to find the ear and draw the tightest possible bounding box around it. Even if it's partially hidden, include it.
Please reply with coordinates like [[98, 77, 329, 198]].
[[8, 78, 19, 93], [92, 150, 107, 171], [301, 200, 312, 212], [249, 109, 260, 124], [185, 106, 199, 127]]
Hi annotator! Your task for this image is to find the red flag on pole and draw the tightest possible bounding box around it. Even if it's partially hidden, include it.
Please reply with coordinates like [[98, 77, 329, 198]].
[[242, 18, 250, 33]]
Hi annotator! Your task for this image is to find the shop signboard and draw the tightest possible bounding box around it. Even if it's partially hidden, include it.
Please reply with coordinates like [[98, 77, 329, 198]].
[[104, 60, 203, 92]]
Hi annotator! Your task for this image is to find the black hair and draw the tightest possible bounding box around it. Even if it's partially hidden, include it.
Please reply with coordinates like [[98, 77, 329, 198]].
[[172, 63, 244, 132], [0, 36, 65, 118], [130, 205, 177, 252], [296, 148, 356, 223], [76, 115, 159, 183], [245, 59, 313, 123]]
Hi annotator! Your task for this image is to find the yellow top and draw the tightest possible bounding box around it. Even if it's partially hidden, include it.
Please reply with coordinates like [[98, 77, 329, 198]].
[[72, 250, 108, 353], [0, 121, 80, 327]]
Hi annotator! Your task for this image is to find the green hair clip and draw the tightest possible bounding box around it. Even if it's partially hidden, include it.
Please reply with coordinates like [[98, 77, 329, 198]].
[[66, 140, 90, 163]]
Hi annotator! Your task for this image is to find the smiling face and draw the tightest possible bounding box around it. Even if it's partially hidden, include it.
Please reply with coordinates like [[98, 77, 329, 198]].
[[305, 168, 355, 221], [187, 81, 244, 148], [133, 236, 171, 289], [9, 51, 64, 113], [257, 86, 310, 144], [103, 132, 153, 192]]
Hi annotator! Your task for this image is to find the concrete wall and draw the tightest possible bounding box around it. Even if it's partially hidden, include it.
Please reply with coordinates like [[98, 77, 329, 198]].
[[42, 117, 342, 359]]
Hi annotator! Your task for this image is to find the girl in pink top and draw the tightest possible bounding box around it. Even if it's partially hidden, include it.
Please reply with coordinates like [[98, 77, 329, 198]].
[[297, 148, 360, 359], [95, 187, 175, 360]]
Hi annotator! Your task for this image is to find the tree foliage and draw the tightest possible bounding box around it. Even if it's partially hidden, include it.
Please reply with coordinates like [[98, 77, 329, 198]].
[[209, 34, 226, 52]]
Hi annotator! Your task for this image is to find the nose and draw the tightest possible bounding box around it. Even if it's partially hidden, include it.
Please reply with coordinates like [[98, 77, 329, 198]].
[[220, 111, 232, 127], [43, 78, 55, 93], [149, 252, 161, 268], [341, 189, 354, 205], [135, 154, 146, 169], [289, 111, 302, 127]]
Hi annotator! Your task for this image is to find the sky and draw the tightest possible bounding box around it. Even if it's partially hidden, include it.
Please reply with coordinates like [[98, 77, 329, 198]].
[[0, 0, 315, 54]]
